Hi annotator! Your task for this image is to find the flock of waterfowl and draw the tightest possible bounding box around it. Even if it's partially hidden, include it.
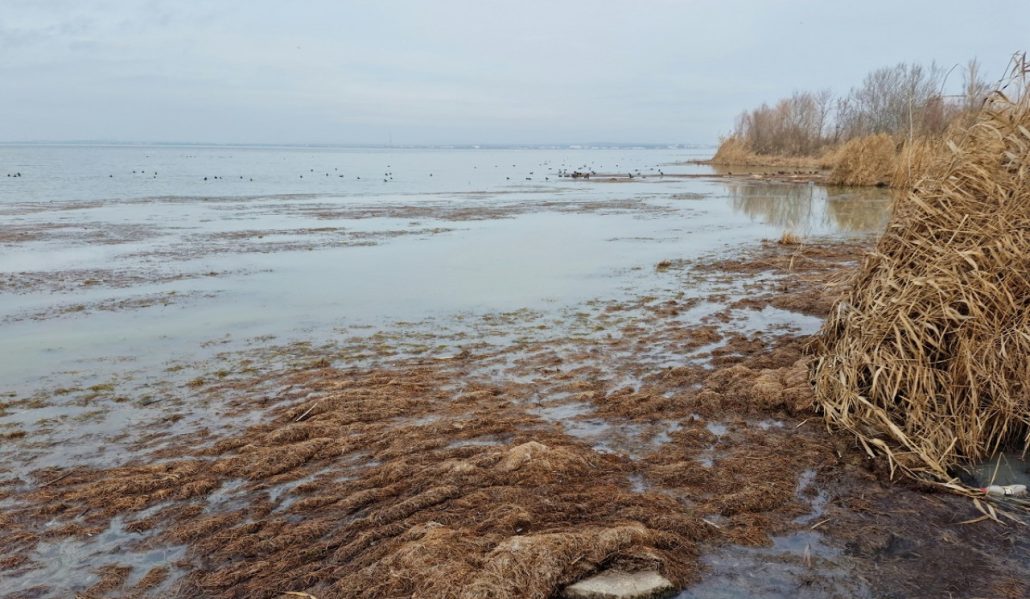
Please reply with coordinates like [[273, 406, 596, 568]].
[[2, 161, 673, 185]]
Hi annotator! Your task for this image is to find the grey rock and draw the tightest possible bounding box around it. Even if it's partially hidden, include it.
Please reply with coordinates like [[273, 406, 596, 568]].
[[563, 570, 675, 599]]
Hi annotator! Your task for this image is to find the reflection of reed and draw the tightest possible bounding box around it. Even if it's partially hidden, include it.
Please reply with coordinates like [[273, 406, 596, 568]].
[[725, 181, 894, 232], [824, 187, 897, 232], [725, 181, 816, 230]]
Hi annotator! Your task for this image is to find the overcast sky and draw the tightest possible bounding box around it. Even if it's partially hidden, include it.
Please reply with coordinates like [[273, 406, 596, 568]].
[[1, 1, 1024, 145]]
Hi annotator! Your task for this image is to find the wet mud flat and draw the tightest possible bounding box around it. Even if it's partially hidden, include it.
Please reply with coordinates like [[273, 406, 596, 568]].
[[1, 238, 1027, 599]]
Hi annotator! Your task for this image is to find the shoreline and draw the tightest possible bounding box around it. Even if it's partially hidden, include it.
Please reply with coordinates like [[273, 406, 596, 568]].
[[2, 234, 1026, 598], [556, 167, 828, 186]]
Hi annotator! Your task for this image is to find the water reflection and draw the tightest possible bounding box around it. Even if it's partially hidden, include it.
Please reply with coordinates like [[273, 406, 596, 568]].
[[825, 187, 898, 232], [724, 181, 895, 234]]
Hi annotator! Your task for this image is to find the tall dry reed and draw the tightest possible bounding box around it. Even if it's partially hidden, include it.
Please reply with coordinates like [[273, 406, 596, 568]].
[[810, 62, 1030, 508], [890, 137, 944, 190], [826, 134, 897, 186], [710, 137, 753, 165], [811, 65, 1030, 510]]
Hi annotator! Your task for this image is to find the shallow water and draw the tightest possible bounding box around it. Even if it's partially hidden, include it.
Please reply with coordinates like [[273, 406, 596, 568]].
[[0, 144, 894, 483], [969, 452, 1030, 487], [675, 530, 871, 599], [0, 145, 891, 398], [676, 468, 865, 599]]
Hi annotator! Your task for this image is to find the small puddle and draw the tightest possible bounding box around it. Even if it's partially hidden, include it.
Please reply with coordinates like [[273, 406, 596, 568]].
[[727, 306, 824, 336], [203, 479, 248, 514], [966, 452, 1030, 487], [628, 473, 649, 493], [268, 472, 322, 510], [530, 403, 682, 459], [755, 418, 785, 430], [794, 468, 830, 525], [705, 422, 728, 437], [445, 437, 505, 449], [530, 401, 594, 423]]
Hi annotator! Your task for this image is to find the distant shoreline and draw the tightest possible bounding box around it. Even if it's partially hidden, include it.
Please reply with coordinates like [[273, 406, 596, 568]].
[[0, 141, 716, 151]]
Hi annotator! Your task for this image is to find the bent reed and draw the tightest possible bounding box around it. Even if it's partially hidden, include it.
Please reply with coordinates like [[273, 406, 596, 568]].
[[809, 60, 1030, 512]]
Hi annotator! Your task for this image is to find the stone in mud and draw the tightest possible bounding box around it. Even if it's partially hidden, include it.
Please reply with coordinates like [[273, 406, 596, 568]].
[[563, 570, 675, 599]]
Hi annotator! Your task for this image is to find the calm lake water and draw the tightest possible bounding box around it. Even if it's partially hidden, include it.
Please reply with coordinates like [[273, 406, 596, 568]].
[[0, 144, 891, 394]]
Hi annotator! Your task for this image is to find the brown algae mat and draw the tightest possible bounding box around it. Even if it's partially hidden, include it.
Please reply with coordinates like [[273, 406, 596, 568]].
[[1, 240, 1028, 599]]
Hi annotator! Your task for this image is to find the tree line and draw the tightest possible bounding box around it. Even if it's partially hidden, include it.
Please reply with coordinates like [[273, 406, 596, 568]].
[[730, 60, 991, 156]]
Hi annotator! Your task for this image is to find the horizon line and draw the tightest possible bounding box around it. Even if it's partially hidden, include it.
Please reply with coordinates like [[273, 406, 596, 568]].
[[0, 140, 716, 150]]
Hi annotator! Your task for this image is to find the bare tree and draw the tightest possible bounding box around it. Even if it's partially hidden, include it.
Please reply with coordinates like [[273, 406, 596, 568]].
[[728, 58, 989, 156], [731, 90, 835, 156]]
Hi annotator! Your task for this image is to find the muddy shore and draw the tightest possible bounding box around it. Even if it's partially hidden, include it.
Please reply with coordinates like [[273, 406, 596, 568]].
[[2, 234, 1027, 598]]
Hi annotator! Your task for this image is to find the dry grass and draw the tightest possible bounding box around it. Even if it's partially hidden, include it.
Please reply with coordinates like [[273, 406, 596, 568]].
[[710, 137, 833, 169], [710, 137, 753, 164], [712, 133, 949, 190], [890, 136, 946, 190], [777, 231, 802, 246], [810, 65, 1030, 508], [826, 134, 897, 187]]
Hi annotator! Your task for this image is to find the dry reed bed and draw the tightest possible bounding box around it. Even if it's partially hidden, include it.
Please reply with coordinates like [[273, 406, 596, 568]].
[[710, 137, 835, 170], [3, 344, 821, 599], [826, 133, 898, 187], [713, 133, 951, 189], [811, 76, 1030, 502]]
